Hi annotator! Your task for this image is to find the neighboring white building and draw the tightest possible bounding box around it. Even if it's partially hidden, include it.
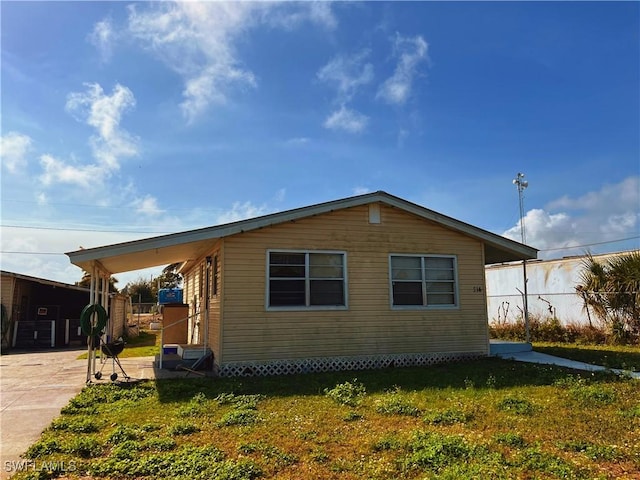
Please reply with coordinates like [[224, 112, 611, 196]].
[[485, 250, 635, 327]]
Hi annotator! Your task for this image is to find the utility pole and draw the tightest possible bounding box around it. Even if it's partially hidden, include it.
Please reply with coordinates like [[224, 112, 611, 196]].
[[513, 173, 531, 343]]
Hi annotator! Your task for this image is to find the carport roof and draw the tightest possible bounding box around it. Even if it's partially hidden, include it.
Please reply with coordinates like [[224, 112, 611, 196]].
[[66, 190, 537, 275]]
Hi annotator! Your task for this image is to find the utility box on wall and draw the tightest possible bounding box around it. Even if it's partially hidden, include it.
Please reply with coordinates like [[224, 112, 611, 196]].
[[161, 304, 189, 345]]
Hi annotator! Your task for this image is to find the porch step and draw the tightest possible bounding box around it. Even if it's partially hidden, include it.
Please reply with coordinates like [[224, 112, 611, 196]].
[[154, 354, 197, 370], [490, 340, 533, 356]]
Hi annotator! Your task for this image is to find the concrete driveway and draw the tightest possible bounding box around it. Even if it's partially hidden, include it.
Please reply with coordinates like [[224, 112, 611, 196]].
[[0, 348, 180, 479], [0, 349, 87, 478]]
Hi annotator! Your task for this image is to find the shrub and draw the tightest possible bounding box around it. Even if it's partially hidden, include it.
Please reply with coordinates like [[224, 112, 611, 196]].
[[214, 393, 264, 410], [569, 383, 617, 406], [342, 411, 363, 422], [324, 379, 366, 407], [108, 425, 144, 444], [489, 315, 614, 344], [424, 407, 473, 425], [89, 445, 263, 480], [64, 436, 103, 458], [559, 440, 623, 461], [494, 432, 527, 448], [496, 397, 536, 416], [375, 395, 420, 417], [24, 439, 60, 458], [515, 447, 575, 477], [168, 422, 201, 435], [372, 435, 402, 452], [178, 392, 211, 417], [50, 417, 99, 433], [403, 431, 472, 471], [217, 409, 259, 427]]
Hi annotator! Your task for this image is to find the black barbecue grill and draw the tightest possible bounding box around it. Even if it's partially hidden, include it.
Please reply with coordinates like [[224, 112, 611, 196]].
[[95, 338, 129, 381]]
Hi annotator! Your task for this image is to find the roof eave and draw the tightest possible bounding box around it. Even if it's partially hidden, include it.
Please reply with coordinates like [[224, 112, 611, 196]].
[[66, 190, 537, 273]]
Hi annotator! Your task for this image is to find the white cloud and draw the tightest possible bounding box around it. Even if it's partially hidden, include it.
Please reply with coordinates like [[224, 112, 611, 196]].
[[377, 33, 428, 105], [88, 18, 114, 63], [1, 131, 33, 173], [503, 176, 640, 258], [39, 153, 102, 187], [274, 188, 286, 202], [324, 105, 369, 133], [37, 83, 138, 190], [133, 195, 164, 216], [0, 226, 163, 284], [265, 2, 337, 31], [317, 50, 373, 134], [66, 83, 138, 170], [127, 2, 257, 122], [283, 137, 310, 147], [317, 50, 373, 102], [353, 186, 371, 195], [127, 2, 335, 123], [216, 201, 270, 224]]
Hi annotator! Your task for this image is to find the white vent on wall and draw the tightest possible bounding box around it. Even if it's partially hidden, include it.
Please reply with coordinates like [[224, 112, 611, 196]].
[[368, 203, 381, 224]]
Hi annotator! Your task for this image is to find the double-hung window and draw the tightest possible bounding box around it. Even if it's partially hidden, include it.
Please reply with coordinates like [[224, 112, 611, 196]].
[[390, 255, 458, 308], [268, 251, 347, 308]]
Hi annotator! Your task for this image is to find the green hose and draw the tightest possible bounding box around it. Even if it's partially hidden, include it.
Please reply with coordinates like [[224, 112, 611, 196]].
[[80, 303, 107, 336]]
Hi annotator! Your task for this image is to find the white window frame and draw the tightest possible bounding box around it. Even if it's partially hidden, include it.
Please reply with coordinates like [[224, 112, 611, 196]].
[[389, 254, 459, 310], [266, 249, 348, 311]]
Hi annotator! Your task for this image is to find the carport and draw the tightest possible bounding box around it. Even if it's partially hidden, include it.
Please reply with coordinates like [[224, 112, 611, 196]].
[[66, 230, 219, 379], [1, 271, 90, 350]]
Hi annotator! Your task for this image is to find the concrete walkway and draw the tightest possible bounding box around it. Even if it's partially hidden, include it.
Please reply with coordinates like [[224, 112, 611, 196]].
[[0, 348, 194, 479], [490, 340, 640, 379], [496, 350, 640, 379]]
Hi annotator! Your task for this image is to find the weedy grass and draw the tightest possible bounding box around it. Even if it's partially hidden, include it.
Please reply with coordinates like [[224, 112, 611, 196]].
[[14, 357, 640, 480]]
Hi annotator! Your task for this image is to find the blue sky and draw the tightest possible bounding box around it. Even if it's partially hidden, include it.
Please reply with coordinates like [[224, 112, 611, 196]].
[[1, 1, 639, 287]]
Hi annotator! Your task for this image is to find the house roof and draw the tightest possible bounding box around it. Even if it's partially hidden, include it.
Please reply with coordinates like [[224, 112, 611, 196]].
[[1, 270, 90, 293], [66, 190, 538, 275]]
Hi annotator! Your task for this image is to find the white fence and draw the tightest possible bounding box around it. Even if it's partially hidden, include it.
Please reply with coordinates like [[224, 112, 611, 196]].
[[485, 252, 632, 326]]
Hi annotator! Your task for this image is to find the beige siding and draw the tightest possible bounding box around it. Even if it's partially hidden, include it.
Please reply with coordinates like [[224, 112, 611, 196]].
[[109, 294, 127, 339], [207, 245, 222, 363], [183, 269, 198, 342], [221, 204, 489, 363], [182, 241, 223, 363]]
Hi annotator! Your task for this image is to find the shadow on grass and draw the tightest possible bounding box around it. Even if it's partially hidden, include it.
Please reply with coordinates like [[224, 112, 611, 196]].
[[534, 344, 640, 372], [125, 330, 159, 347], [154, 357, 624, 404]]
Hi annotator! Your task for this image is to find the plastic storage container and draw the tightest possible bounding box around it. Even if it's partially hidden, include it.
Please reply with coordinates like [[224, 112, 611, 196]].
[[158, 288, 183, 305]]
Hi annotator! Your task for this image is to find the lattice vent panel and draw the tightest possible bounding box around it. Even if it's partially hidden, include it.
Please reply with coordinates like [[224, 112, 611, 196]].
[[219, 352, 483, 377]]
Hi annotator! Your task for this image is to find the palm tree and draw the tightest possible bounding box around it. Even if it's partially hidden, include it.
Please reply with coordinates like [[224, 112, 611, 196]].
[[76, 271, 119, 293], [576, 250, 640, 341]]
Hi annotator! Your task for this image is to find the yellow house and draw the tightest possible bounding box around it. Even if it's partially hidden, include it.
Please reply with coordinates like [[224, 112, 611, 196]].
[[67, 191, 537, 376]]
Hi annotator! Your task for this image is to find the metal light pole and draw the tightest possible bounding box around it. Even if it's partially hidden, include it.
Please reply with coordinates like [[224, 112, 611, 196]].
[[513, 173, 531, 343]]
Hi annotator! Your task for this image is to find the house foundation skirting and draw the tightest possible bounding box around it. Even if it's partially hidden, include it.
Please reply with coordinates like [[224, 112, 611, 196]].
[[218, 351, 486, 377]]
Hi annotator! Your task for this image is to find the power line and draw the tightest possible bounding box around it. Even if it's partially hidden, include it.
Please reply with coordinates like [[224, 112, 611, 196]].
[[539, 236, 640, 252], [1, 251, 64, 255], [1, 224, 175, 234]]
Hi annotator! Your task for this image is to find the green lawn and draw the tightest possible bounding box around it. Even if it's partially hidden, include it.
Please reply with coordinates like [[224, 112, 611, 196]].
[[534, 342, 640, 372], [16, 357, 640, 480], [77, 330, 160, 360]]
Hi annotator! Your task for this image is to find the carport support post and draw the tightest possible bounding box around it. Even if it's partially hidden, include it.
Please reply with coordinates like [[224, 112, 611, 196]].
[[86, 266, 96, 383]]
